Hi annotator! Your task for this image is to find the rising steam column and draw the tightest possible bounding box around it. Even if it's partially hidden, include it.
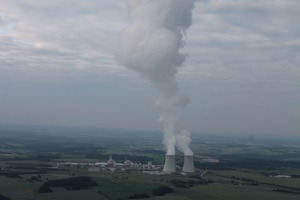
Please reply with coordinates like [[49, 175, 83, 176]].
[[119, 0, 196, 174]]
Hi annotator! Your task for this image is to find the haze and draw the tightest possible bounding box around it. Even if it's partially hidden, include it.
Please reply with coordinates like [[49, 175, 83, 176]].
[[0, 0, 299, 135]]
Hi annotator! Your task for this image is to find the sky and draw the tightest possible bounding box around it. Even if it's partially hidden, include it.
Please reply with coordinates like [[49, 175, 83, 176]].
[[0, 0, 299, 135]]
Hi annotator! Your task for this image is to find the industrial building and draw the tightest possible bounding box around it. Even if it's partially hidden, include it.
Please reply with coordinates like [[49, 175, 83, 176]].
[[57, 154, 196, 175]]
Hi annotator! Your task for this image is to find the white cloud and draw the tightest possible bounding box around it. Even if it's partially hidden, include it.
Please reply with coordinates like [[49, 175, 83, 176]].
[[0, 0, 130, 79], [0, 0, 299, 134], [1, 0, 299, 83], [181, 0, 300, 87]]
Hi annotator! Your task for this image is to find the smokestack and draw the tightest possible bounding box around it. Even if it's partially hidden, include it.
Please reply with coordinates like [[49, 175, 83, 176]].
[[163, 155, 176, 173], [182, 155, 195, 173]]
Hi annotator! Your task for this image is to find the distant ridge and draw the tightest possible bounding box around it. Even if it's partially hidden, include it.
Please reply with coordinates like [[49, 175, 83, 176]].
[[0, 123, 161, 134], [0, 123, 162, 139]]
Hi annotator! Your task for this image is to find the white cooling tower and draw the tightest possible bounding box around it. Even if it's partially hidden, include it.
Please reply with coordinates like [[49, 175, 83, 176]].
[[182, 155, 195, 173], [163, 155, 176, 173]]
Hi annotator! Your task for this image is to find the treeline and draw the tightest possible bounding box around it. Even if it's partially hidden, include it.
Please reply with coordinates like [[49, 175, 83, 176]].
[[0, 154, 60, 162], [0, 170, 47, 178], [291, 174, 300, 178], [152, 186, 174, 196], [220, 174, 300, 193], [273, 189, 300, 195], [195, 158, 300, 170], [229, 176, 258, 186], [117, 186, 174, 200], [261, 172, 300, 178], [128, 193, 150, 199], [39, 176, 97, 193], [118, 186, 174, 200], [85, 153, 154, 164], [0, 172, 21, 178], [170, 179, 213, 188]]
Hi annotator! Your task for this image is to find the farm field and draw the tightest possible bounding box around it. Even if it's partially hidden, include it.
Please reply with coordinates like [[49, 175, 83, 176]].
[[0, 125, 299, 200]]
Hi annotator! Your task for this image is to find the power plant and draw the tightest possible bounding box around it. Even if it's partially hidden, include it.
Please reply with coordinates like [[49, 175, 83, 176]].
[[58, 154, 196, 175], [182, 155, 195, 173], [163, 155, 176, 173], [163, 154, 195, 174]]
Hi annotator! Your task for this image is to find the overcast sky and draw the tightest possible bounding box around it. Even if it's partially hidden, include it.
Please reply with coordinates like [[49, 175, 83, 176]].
[[0, 0, 299, 135]]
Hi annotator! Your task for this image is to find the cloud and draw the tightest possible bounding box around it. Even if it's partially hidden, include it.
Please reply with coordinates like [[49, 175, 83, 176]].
[[0, 0, 299, 84], [181, 0, 300, 88], [0, 0, 299, 134], [0, 0, 130, 79]]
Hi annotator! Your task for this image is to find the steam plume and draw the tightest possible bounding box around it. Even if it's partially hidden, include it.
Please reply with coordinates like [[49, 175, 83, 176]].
[[176, 130, 193, 156], [119, 0, 195, 155]]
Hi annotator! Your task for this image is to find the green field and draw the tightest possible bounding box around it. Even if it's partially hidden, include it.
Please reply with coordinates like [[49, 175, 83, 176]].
[[0, 126, 300, 200]]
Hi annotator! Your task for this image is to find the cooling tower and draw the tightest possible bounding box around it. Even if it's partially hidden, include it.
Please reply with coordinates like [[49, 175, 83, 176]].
[[163, 155, 176, 173], [182, 155, 195, 173]]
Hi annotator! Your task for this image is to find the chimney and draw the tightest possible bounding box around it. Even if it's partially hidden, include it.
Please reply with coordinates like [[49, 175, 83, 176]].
[[182, 155, 195, 173], [163, 155, 176, 173]]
